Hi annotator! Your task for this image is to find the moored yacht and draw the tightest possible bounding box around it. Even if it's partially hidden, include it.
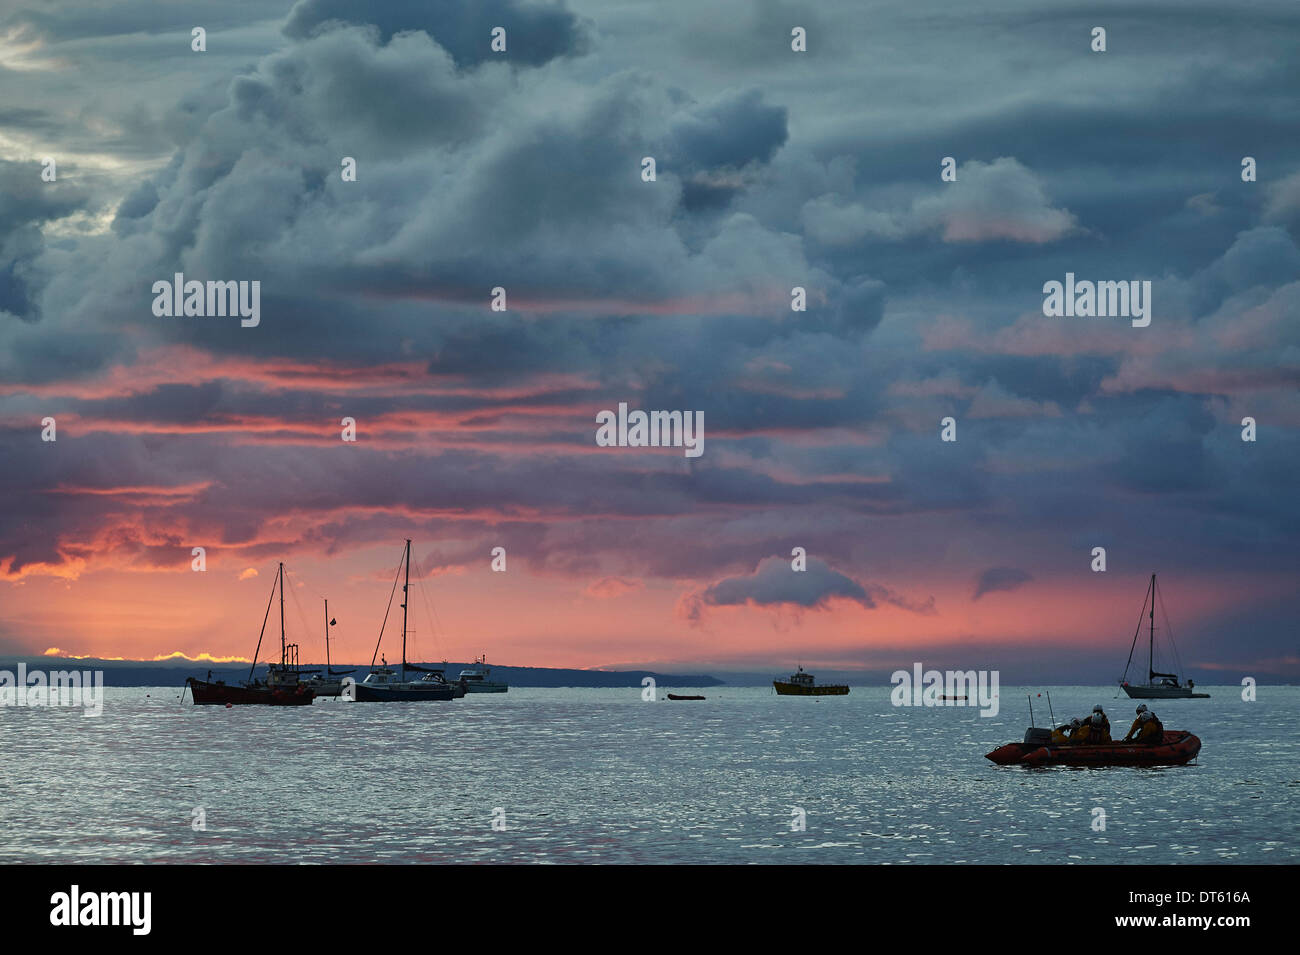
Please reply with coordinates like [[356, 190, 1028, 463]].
[[459, 655, 508, 693], [301, 598, 354, 698], [353, 539, 457, 702], [1119, 574, 1210, 699], [355, 660, 455, 702]]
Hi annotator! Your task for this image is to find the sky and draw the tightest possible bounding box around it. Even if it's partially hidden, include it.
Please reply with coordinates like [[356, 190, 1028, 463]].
[[0, 0, 1297, 681]]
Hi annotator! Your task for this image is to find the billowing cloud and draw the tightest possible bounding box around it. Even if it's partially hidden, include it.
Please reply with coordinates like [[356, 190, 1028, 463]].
[[1264, 169, 1300, 231], [801, 158, 1078, 246], [682, 556, 933, 622], [0, 159, 94, 321], [683, 556, 873, 620], [0, 0, 1296, 677], [283, 0, 590, 67]]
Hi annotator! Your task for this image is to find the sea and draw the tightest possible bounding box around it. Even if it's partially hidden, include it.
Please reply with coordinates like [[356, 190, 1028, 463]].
[[1, 684, 1294, 864]]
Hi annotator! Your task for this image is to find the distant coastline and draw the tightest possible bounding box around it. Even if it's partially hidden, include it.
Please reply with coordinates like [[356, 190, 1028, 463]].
[[2, 657, 726, 689], [4, 657, 1289, 689]]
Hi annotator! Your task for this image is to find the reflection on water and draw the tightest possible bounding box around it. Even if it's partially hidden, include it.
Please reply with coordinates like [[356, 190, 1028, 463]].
[[0, 685, 1293, 863]]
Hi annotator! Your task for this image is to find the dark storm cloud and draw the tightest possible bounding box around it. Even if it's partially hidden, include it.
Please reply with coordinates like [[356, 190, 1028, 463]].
[[684, 556, 935, 621], [0, 160, 90, 233], [1, 13, 815, 404], [0, 160, 93, 320], [282, 0, 590, 67], [690, 556, 873, 615], [667, 88, 788, 209], [0, 0, 1297, 667]]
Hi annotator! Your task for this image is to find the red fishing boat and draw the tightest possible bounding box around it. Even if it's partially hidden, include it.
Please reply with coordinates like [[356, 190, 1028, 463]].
[[185, 562, 315, 706], [186, 678, 313, 706]]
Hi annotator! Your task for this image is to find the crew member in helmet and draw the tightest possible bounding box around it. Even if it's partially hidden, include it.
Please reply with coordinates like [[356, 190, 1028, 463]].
[[1118, 706, 1149, 743], [1136, 709, 1163, 743], [1068, 716, 1091, 744], [1123, 704, 1163, 743], [1087, 705, 1111, 742], [1089, 713, 1111, 743], [1050, 721, 1073, 744], [1122, 704, 1147, 741]]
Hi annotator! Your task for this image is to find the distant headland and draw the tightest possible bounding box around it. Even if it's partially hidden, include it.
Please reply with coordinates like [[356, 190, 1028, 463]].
[[3, 656, 725, 689]]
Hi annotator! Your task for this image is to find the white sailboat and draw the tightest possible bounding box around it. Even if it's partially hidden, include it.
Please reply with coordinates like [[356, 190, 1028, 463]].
[[354, 539, 457, 702], [301, 598, 354, 697], [1119, 573, 1210, 699]]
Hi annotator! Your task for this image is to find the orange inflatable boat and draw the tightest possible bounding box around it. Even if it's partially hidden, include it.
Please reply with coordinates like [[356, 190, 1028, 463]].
[[986, 729, 1201, 767]]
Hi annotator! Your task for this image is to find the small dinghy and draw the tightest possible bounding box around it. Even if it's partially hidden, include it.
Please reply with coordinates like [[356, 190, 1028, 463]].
[[666, 693, 706, 701], [986, 729, 1201, 767]]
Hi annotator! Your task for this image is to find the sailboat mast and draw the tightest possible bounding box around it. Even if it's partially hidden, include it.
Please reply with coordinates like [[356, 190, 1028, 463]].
[[279, 562, 286, 666], [1148, 573, 1156, 680], [248, 571, 277, 683], [401, 539, 411, 682], [324, 598, 330, 671]]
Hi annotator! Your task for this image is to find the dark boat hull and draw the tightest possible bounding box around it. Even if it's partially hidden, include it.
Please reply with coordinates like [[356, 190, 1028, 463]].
[[353, 683, 455, 702], [1121, 683, 1210, 699], [186, 677, 315, 706], [667, 694, 706, 700], [773, 681, 849, 696], [986, 731, 1201, 767]]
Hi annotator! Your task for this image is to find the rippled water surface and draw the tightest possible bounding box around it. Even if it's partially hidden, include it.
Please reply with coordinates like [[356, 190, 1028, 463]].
[[1, 685, 1294, 863]]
